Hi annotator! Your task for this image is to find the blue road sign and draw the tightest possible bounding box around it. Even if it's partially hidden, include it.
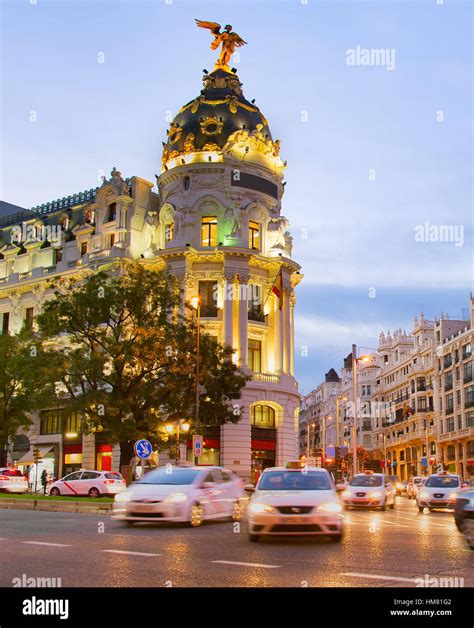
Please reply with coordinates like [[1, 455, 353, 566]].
[[134, 439, 153, 460]]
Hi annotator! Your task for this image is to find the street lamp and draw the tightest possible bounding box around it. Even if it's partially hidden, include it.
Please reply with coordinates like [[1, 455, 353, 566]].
[[191, 295, 201, 464], [166, 420, 190, 463], [352, 344, 375, 477]]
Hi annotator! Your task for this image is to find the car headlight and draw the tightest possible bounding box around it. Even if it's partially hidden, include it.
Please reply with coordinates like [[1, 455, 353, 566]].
[[114, 492, 131, 503], [342, 490, 351, 498], [420, 491, 429, 499], [249, 502, 276, 514], [396, 482, 403, 490], [317, 502, 343, 513], [369, 491, 382, 499], [448, 492, 458, 500], [164, 493, 188, 503]]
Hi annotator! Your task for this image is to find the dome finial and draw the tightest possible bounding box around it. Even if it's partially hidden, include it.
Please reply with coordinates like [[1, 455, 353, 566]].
[[195, 19, 247, 70]]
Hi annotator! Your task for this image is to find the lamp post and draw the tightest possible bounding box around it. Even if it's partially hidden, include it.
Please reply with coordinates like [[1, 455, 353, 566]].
[[191, 295, 201, 464], [166, 420, 190, 464], [352, 344, 374, 477]]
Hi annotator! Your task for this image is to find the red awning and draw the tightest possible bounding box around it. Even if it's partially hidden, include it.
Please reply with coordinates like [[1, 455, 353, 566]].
[[63, 444, 82, 454], [186, 438, 220, 449], [251, 439, 276, 451]]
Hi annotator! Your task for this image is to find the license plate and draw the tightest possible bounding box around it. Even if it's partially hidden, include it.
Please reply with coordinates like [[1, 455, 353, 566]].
[[282, 516, 310, 524]]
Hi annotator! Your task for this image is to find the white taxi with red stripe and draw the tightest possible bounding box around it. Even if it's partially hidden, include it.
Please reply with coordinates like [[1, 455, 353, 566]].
[[49, 470, 126, 498], [0, 468, 29, 493]]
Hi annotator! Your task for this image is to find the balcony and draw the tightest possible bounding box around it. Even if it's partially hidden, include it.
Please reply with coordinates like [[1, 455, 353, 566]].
[[465, 400, 474, 409], [251, 373, 280, 384], [248, 309, 266, 323]]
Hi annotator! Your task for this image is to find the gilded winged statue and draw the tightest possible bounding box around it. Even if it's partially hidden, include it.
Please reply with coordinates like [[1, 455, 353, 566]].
[[195, 20, 247, 68]]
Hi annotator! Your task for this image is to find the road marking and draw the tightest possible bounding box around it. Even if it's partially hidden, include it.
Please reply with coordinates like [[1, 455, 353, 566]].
[[101, 549, 161, 557], [22, 541, 71, 547], [341, 572, 418, 584], [211, 560, 280, 569]]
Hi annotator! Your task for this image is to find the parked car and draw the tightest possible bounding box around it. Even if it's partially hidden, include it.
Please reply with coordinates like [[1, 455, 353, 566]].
[[113, 465, 244, 527], [0, 468, 28, 494], [247, 465, 343, 542], [417, 472, 462, 512], [49, 470, 126, 498], [342, 471, 396, 510], [454, 488, 474, 550]]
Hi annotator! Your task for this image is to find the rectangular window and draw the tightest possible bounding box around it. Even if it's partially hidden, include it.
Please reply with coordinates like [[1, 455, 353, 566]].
[[416, 377, 426, 391], [198, 281, 218, 317], [447, 416, 455, 432], [24, 307, 34, 332], [165, 222, 174, 242], [80, 241, 88, 256], [418, 397, 427, 411], [201, 216, 217, 247], [108, 233, 115, 249], [1, 312, 9, 335], [457, 415, 463, 429], [248, 221, 260, 251], [444, 354, 453, 368], [445, 393, 454, 414], [465, 385, 474, 409], [462, 343, 472, 360], [248, 339, 262, 373], [467, 411, 474, 427], [106, 203, 117, 223], [248, 284, 264, 322], [464, 361, 472, 384], [64, 413, 82, 435], [40, 410, 63, 435], [445, 371, 453, 390], [54, 248, 63, 264]]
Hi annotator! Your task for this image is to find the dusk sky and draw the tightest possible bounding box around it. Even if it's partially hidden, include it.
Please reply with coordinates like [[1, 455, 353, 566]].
[[1, 0, 472, 393]]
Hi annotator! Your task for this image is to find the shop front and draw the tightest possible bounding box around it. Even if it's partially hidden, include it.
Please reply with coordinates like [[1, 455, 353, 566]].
[[250, 404, 277, 484], [16, 444, 58, 489], [63, 443, 82, 475]]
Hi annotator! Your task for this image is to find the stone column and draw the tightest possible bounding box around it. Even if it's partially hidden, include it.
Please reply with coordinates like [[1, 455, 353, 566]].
[[290, 293, 296, 376], [82, 433, 96, 469], [115, 196, 133, 247], [223, 275, 234, 349], [273, 296, 283, 373], [283, 287, 291, 374], [238, 275, 248, 368]]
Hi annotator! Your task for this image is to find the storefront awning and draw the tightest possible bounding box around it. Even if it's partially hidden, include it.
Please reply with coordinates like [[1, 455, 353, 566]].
[[17, 445, 54, 465]]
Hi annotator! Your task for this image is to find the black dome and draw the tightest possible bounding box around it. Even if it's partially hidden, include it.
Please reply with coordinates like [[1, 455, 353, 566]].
[[163, 68, 272, 159]]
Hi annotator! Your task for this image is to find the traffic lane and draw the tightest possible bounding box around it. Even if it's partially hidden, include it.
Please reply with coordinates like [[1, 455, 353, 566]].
[[0, 503, 470, 588]]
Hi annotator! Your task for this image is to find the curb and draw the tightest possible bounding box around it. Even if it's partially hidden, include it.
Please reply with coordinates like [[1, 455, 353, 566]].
[[0, 498, 113, 515]]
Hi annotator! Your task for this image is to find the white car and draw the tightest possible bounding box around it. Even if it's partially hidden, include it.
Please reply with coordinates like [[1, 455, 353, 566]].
[[247, 466, 344, 542], [0, 468, 28, 494], [417, 473, 462, 512], [342, 472, 396, 510], [113, 465, 244, 527], [49, 470, 126, 498]]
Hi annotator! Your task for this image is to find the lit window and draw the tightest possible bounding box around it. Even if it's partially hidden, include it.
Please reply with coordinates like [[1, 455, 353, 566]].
[[251, 404, 275, 428], [249, 221, 260, 250], [80, 242, 88, 256], [165, 222, 174, 242], [201, 216, 217, 246], [248, 339, 262, 373]]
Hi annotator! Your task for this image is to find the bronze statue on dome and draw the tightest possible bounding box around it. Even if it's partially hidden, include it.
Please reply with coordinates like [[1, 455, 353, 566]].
[[195, 20, 247, 68]]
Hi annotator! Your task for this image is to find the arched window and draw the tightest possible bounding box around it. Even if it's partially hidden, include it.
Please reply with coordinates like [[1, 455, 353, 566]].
[[251, 404, 275, 428], [165, 222, 174, 242]]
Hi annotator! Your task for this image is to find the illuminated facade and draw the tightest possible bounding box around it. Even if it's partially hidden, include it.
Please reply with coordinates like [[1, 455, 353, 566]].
[[0, 64, 301, 482]]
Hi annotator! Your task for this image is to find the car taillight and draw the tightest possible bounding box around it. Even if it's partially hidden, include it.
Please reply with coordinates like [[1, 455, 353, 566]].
[[0, 475, 10, 481], [104, 479, 114, 484]]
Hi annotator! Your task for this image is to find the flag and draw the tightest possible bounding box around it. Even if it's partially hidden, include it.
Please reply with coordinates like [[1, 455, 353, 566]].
[[271, 269, 283, 310]]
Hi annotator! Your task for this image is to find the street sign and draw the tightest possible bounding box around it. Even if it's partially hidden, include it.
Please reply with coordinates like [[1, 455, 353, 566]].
[[193, 435, 203, 458], [134, 439, 153, 460], [421, 457, 427, 467]]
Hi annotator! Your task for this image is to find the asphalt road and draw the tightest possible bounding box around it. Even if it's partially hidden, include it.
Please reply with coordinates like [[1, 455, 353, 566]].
[[0, 497, 471, 588]]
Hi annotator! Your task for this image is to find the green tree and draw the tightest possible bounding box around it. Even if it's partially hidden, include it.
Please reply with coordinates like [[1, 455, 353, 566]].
[[37, 263, 249, 466], [0, 332, 47, 466]]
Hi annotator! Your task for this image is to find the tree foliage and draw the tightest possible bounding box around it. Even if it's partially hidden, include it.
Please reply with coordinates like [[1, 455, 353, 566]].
[[37, 263, 249, 462]]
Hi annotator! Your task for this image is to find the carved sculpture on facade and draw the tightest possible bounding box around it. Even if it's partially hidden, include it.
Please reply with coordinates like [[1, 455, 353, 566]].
[[267, 216, 290, 251], [143, 210, 159, 254]]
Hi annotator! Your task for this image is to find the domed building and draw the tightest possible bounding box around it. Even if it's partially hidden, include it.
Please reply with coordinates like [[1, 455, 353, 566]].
[[0, 44, 301, 483], [152, 63, 302, 481]]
